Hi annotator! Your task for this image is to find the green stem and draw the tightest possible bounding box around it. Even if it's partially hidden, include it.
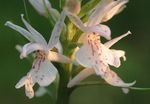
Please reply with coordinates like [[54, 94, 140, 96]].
[[56, 65, 72, 104]]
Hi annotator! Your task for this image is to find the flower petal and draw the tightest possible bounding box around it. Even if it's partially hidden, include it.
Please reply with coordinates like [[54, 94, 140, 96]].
[[30, 60, 58, 86], [20, 43, 45, 59], [87, 0, 118, 26], [47, 51, 71, 63], [101, 44, 125, 68], [25, 75, 34, 99], [102, 0, 129, 22], [21, 14, 47, 46], [5, 21, 34, 42], [104, 31, 131, 48], [67, 68, 94, 88], [15, 76, 27, 89], [94, 62, 136, 87], [29, 0, 52, 16], [76, 44, 93, 68], [87, 24, 111, 40], [48, 11, 66, 48]]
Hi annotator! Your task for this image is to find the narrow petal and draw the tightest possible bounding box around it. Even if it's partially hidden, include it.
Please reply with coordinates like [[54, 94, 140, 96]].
[[21, 14, 47, 46], [15, 45, 23, 53], [25, 75, 34, 99], [104, 31, 131, 48], [76, 44, 93, 68], [102, 0, 129, 22], [67, 68, 95, 88], [48, 11, 66, 48], [15, 76, 27, 89], [47, 51, 71, 63], [30, 60, 58, 86], [29, 0, 52, 16], [20, 43, 45, 59], [87, 0, 119, 26], [5, 21, 34, 42], [94, 62, 136, 87]]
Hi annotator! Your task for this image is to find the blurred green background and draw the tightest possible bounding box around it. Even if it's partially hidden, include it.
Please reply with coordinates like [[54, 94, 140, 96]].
[[0, 0, 150, 104]]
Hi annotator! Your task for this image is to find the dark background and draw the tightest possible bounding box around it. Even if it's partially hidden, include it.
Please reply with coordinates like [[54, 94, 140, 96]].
[[0, 0, 150, 104]]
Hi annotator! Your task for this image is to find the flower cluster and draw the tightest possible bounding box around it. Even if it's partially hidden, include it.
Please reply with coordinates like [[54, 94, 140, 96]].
[[5, 0, 135, 99]]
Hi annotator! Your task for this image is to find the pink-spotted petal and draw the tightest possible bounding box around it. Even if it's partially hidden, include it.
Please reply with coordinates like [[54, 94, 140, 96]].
[[30, 60, 58, 86], [20, 43, 46, 59], [67, 68, 94, 88], [94, 62, 136, 87]]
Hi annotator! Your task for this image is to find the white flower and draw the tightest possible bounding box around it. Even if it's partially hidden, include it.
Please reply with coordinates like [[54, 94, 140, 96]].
[[5, 11, 70, 98], [65, 0, 135, 92], [68, 31, 136, 93]]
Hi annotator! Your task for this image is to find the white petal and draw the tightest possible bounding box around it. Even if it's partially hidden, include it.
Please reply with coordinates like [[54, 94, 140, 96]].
[[5, 21, 34, 42], [67, 68, 94, 88], [15, 45, 23, 53], [29, 0, 52, 16], [35, 87, 47, 97], [102, 0, 129, 22], [21, 14, 47, 46], [76, 44, 93, 68], [111, 49, 126, 67], [122, 88, 129, 94], [101, 44, 125, 68], [15, 76, 27, 89], [87, 0, 118, 26], [93, 60, 136, 87], [47, 51, 71, 63], [87, 24, 111, 40], [20, 43, 45, 59], [30, 60, 58, 86], [48, 11, 66, 48], [104, 31, 131, 48]]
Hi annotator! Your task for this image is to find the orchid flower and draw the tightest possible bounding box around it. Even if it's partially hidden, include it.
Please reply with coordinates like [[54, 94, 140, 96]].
[[5, 11, 70, 99], [66, 0, 135, 93], [68, 31, 136, 93]]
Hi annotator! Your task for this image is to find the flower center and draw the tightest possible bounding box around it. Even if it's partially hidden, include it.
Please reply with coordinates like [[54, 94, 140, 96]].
[[32, 50, 46, 69]]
